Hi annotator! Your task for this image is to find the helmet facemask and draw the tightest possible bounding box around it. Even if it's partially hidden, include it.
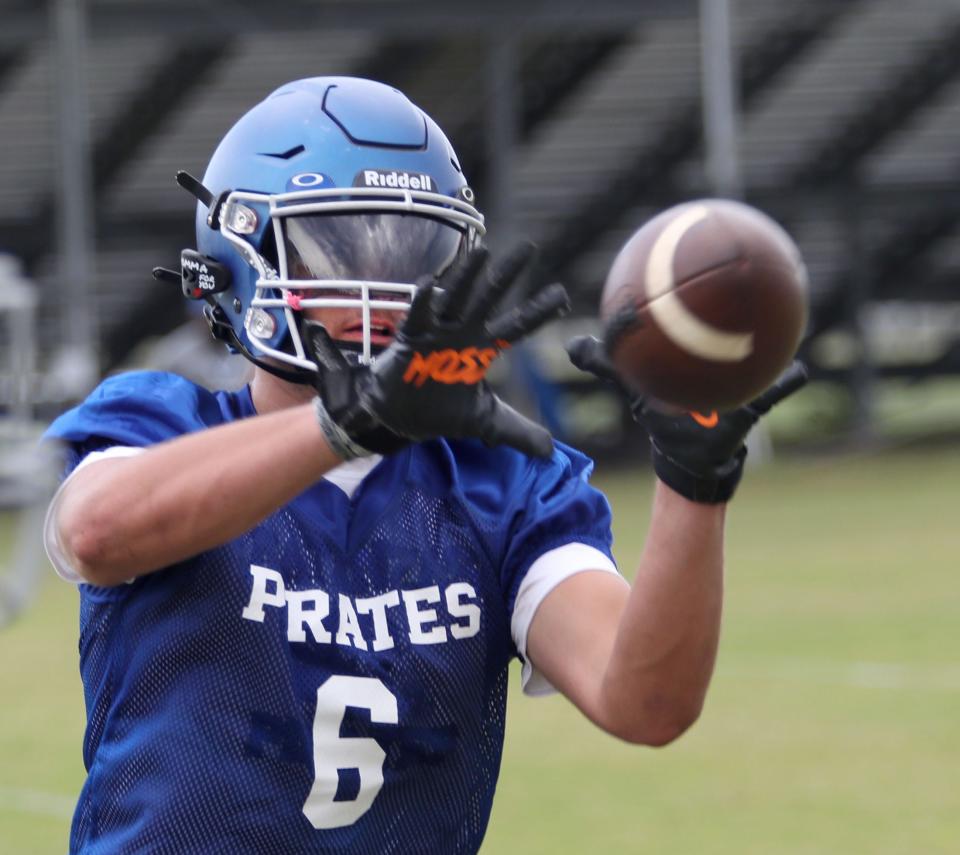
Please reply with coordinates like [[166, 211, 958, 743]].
[[217, 185, 485, 372]]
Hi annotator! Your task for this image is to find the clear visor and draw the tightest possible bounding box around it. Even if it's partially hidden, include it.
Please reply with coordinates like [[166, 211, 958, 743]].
[[283, 213, 464, 288]]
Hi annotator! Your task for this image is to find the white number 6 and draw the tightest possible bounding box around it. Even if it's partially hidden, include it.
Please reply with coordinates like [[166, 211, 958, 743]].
[[303, 675, 398, 830]]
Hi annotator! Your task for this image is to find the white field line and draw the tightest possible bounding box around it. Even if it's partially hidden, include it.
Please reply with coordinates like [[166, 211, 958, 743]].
[[0, 786, 74, 819], [721, 660, 960, 691]]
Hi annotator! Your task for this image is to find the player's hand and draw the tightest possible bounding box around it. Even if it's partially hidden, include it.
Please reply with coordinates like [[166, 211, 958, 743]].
[[303, 326, 411, 457], [566, 335, 808, 503], [308, 243, 570, 459]]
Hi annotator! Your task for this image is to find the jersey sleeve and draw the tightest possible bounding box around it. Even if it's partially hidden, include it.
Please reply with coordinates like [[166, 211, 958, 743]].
[[500, 443, 620, 696], [41, 371, 226, 582], [43, 446, 146, 582], [43, 370, 226, 461]]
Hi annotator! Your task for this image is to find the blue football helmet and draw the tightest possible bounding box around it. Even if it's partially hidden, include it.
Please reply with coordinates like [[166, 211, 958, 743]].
[[187, 77, 485, 380]]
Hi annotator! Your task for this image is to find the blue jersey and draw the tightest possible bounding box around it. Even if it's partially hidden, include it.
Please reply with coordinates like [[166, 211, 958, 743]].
[[45, 371, 615, 854]]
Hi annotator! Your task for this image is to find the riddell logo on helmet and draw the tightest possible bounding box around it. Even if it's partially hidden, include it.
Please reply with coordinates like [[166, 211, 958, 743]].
[[403, 344, 509, 387], [355, 169, 436, 193]]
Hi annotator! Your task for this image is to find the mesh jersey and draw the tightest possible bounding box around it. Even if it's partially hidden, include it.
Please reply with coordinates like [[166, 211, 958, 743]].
[[44, 371, 614, 855]]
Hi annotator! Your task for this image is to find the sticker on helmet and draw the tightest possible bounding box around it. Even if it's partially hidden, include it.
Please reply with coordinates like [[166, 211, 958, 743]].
[[354, 169, 436, 192], [287, 172, 335, 191]]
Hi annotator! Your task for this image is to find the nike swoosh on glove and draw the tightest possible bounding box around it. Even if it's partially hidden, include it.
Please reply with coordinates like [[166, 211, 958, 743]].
[[567, 335, 808, 502]]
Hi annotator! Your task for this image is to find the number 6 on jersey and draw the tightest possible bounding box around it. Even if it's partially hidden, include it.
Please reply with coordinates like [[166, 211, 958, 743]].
[[303, 675, 399, 829]]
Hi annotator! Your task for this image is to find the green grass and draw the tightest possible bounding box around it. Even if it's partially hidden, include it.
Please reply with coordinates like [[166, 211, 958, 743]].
[[484, 448, 960, 854], [2, 448, 960, 853], [0, 519, 84, 855]]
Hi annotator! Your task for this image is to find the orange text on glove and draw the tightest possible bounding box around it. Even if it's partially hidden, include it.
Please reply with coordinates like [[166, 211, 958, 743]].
[[403, 342, 510, 387]]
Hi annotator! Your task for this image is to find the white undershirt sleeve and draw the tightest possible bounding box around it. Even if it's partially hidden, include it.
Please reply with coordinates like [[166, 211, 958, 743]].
[[511, 542, 623, 696], [43, 446, 145, 583]]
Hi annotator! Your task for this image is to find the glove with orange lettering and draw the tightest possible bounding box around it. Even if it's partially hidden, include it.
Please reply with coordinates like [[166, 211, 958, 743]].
[[307, 243, 570, 460], [566, 335, 807, 503], [303, 327, 411, 458]]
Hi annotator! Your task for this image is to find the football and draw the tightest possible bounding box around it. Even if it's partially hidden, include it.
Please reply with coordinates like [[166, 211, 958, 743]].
[[600, 198, 809, 411]]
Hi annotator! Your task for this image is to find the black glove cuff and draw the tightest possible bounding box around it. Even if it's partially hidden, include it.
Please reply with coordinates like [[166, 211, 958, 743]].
[[650, 445, 747, 504], [313, 396, 374, 461]]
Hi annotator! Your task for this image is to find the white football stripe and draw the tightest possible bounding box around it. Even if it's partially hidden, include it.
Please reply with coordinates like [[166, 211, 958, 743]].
[[646, 204, 754, 362]]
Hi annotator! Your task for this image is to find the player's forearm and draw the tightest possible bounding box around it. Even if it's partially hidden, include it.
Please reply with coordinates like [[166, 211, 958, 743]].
[[56, 402, 344, 585], [599, 480, 725, 745]]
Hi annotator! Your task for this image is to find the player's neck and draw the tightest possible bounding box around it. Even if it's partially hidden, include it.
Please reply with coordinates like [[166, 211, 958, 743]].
[[250, 368, 314, 415]]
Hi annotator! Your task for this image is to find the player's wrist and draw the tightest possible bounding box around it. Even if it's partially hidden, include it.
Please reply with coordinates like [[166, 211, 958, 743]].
[[312, 396, 374, 461], [650, 443, 745, 504]]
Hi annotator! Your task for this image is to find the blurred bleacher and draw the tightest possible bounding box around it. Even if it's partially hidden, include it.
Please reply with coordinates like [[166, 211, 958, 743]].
[[3, 0, 960, 431]]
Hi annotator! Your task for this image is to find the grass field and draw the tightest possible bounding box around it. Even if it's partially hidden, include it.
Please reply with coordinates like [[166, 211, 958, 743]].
[[1, 446, 959, 853]]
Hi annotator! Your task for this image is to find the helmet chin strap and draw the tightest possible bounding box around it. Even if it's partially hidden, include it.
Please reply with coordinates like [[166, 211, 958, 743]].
[[202, 302, 313, 385]]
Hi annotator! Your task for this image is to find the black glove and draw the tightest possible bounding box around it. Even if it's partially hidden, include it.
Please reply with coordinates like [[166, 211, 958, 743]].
[[303, 326, 411, 456], [566, 335, 808, 503], [307, 243, 570, 459]]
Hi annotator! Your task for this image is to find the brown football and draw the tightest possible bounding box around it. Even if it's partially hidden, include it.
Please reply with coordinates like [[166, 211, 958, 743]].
[[600, 198, 809, 412]]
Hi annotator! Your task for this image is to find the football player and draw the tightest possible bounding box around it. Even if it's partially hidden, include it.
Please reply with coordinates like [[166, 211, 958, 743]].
[[43, 77, 804, 853]]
